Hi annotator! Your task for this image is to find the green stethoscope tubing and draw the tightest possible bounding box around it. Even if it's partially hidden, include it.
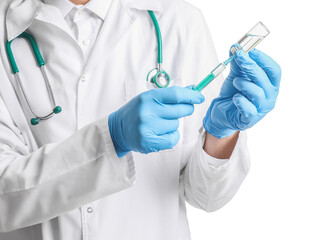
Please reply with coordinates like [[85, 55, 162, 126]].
[[6, 32, 62, 125], [6, 32, 44, 73], [5, 11, 168, 125], [147, 11, 170, 88], [148, 10, 162, 64]]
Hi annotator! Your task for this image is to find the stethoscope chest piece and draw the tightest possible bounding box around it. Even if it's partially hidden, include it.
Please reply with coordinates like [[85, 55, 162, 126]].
[[147, 68, 170, 88]]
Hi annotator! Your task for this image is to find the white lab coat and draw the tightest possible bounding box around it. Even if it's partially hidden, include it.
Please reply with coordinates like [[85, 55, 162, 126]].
[[0, 0, 250, 239]]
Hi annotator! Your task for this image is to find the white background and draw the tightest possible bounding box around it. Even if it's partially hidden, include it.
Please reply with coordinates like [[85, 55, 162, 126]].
[[186, 0, 333, 239]]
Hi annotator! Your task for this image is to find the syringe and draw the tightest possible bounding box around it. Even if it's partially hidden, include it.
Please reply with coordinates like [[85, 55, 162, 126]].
[[194, 22, 270, 92]]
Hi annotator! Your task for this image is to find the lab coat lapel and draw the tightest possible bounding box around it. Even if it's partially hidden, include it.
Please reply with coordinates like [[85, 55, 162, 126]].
[[5, 0, 42, 41], [6, 0, 77, 44], [34, 3, 78, 44], [83, 0, 136, 73]]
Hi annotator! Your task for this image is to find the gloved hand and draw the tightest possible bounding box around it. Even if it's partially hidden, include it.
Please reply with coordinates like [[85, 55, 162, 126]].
[[204, 48, 281, 138], [109, 86, 205, 157]]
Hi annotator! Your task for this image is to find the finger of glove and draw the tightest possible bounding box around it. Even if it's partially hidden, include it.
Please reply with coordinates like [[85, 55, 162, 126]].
[[228, 44, 244, 74], [150, 119, 179, 135], [155, 86, 205, 104], [186, 84, 195, 90], [219, 76, 240, 99], [151, 130, 180, 151], [249, 49, 282, 88], [232, 93, 258, 124], [234, 50, 275, 98], [158, 103, 195, 119], [233, 77, 266, 111]]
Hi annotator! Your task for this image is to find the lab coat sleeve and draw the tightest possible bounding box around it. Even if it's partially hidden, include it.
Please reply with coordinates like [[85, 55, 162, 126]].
[[181, 129, 250, 212], [179, 9, 250, 212], [0, 95, 135, 232]]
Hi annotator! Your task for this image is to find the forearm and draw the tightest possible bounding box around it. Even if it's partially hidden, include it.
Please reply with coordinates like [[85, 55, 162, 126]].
[[182, 130, 250, 212], [203, 131, 240, 159]]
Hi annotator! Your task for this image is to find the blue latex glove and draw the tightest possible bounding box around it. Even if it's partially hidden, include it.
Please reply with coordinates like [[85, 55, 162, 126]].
[[204, 48, 281, 138], [109, 86, 205, 157]]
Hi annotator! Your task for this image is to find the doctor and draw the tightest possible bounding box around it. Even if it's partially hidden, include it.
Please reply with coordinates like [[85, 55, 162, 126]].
[[0, 0, 281, 239]]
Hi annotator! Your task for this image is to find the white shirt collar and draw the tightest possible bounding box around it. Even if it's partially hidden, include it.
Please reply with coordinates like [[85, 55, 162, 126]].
[[5, 0, 168, 41], [125, 0, 163, 12], [43, 0, 112, 20]]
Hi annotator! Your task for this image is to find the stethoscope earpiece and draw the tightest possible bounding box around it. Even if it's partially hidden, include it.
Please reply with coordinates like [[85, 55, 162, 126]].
[[30, 106, 62, 126], [31, 118, 40, 126]]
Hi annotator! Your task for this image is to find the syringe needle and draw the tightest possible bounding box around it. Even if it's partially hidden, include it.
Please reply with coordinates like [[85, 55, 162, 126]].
[[223, 55, 234, 66]]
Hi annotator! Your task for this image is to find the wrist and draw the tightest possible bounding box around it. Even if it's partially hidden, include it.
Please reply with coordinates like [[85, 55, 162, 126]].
[[108, 113, 130, 158], [204, 122, 236, 139], [203, 112, 236, 139], [203, 131, 239, 159]]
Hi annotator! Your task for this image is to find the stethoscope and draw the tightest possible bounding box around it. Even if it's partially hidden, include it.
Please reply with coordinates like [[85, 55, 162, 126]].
[[5, 10, 169, 125]]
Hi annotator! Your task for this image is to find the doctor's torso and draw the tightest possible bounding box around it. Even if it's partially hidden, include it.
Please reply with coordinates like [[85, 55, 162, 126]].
[[0, 0, 223, 239]]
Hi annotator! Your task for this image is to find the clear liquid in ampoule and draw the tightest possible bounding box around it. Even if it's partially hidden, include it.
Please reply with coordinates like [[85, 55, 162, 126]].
[[238, 34, 265, 53]]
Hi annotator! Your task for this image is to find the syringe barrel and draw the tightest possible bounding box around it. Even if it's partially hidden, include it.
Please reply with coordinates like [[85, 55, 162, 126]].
[[211, 63, 226, 77], [194, 63, 226, 92], [231, 22, 270, 54]]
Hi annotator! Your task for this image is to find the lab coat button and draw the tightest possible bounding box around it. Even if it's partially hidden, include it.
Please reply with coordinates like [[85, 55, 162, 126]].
[[80, 75, 86, 82], [83, 39, 90, 46], [87, 207, 93, 213]]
